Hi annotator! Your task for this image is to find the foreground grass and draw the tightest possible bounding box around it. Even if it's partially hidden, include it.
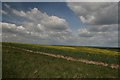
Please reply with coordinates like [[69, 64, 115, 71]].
[[2, 43, 119, 78]]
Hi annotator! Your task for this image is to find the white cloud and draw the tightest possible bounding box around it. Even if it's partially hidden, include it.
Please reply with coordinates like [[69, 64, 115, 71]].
[[12, 9, 26, 17], [88, 24, 118, 32], [67, 2, 118, 25], [2, 3, 118, 47], [78, 28, 94, 37], [17, 26, 25, 30], [78, 24, 118, 47], [78, 24, 118, 38], [2, 7, 73, 45], [67, 2, 118, 47], [12, 8, 70, 33], [1, 22, 27, 35]]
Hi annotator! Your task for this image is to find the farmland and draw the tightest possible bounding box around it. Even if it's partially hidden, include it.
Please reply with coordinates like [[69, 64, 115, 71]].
[[2, 42, 120, 78]]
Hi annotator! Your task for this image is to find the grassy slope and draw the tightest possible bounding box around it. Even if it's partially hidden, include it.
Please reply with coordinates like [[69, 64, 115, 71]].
[[3, 42, 119, 64], [2, 46, 119, 78], [2, 42, 119, 78]]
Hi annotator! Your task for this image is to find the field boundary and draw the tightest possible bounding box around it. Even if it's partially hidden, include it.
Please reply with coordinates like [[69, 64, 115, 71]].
[[3, 45, 120, 69]]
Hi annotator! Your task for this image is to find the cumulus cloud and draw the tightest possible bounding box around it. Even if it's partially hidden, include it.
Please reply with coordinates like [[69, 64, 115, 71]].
[[67, 2, 118, 47], [2, 22, 28, 36], [78, 25, 118, 38], [2, 3, 118, 47], [78, 28, 94, 37], [67, 2, 118, 25], [2, 6, 73, 45], [88, 24, 118, 32], [12, 8, 70, 33], [78, 24, 118, 47]]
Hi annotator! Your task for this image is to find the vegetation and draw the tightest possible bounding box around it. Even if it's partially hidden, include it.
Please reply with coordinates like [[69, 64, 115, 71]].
[[3, 42, 119, 64], [2, 42, 119, 78]]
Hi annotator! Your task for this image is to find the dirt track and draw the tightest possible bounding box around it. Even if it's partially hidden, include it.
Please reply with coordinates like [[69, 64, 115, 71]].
[[3, 45, 119, 69]]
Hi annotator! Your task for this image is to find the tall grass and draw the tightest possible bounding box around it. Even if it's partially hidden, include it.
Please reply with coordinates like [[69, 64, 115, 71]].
[[2, 45, 119, 78]]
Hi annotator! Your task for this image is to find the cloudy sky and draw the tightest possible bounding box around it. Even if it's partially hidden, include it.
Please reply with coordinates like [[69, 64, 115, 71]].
[[1, 2, 118, 47]]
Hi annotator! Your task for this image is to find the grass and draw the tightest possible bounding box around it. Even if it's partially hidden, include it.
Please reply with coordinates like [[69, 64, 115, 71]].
[[2, 42, 119, 64], [2, 42, 119, 78]]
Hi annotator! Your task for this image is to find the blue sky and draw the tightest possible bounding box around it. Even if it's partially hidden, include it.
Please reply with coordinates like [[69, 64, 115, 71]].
[[2, 2, 85, 31], [1, 2, 118, 47]]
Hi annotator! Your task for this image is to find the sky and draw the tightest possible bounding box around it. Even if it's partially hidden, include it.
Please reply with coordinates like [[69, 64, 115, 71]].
[[1, 2, 119, 47]]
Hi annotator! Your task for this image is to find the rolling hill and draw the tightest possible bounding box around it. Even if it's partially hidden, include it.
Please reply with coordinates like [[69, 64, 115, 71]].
[[2, 42, 119, 78]]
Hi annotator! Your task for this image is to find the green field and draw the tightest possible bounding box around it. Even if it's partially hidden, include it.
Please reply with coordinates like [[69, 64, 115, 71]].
[[2, 42, 120, 78]]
